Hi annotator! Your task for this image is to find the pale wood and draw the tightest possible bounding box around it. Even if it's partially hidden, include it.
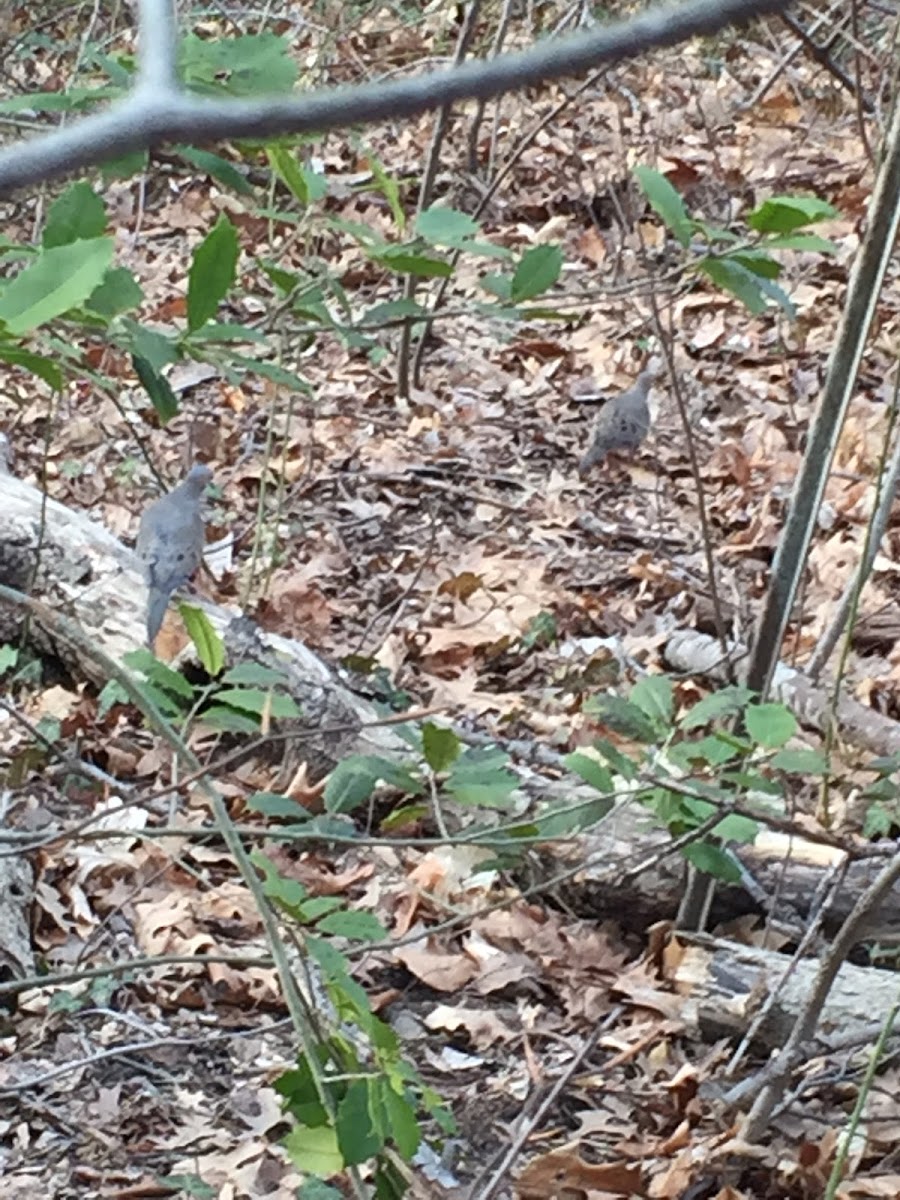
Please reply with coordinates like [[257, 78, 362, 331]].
[[0, 473, 406, 777]]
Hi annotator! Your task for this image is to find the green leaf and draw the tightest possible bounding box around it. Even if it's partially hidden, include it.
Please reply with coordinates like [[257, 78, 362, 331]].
[[668, 735, 739, 768], [762, 233, 838, 254], [121, 321, 179, 369], [361, 298, 431, 325], [729, 250, 782, 280], [246, 792, 311, 820], [0, 645, 18, 675], [203, 706, 260, 734], [445, 748, 518, 808], [372, 248, 452, 278], [221, 662, 289, 687], [86, 266, 143, 319], [682, 841, 742, 882], [534, 795, 614, 836], [268, 144, 327, 206], [863, 804, 894, 839], [215, 687, 301, 719], [42, 181, 107, 248], [720, 770, 782, 797], [380, 1081, 420, 1159], [297, 1180, 344, 1200], [591, 736, 638, 780], [713, 813, 758, 843], [698, 256, 796, 318], [416, 205, 480, 247], [301, 898, 345, 922], [867, 753, 900, 774], [770, 747, 830, 774], [747, 195, 838, 234], [186, 321, 265, 344], [101, 148, 150, 181], [367, 156, 404, 229], [131, 353, 179, 422], [124, 650, 194, 700], [0, 344, 63, 390], [0, 237, 114, 334], [187, 215, 239, 332], [521, 610, 557, 649], [583, 693, 659, 742], [744, 703, 797, 749], [422, 722, 460, 772], [679, 686, 755, 730], [634, 165, 693, 247], [510, 244, 562, 303], [276, 1056, 334, 1123], [181, 31, 298, 97], [316, 910, 388, 940], [181, 606, 224, 675], [97, 678, 129, 717], [480, 272, 512, 301], [231, 355, 312, 392], [176, 145, 255, 195], [283, 1124, 344, 1178], [330, 217, 387, 249], [336, 1080, 383, 1165], [155, 1176, 216, 1199], [254, 852, 310, 918], [631, 674, 673, 728], [0, 88, 119, 115], [324, 756, 383, 813], [564, 751, 613, 793]]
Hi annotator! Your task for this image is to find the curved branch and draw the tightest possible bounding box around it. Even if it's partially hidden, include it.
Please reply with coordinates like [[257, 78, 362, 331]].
[[0, 0, 786, 195]]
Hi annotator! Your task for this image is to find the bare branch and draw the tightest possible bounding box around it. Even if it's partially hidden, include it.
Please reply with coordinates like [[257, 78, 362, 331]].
[[0, 0, 786, 195]]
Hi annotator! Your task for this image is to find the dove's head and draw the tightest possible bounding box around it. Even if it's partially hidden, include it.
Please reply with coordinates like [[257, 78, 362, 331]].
[[185, 463, 213, 494]]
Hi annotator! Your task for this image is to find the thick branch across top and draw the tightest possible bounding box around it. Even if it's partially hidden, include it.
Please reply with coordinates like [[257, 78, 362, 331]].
[[0, 0, 786, 195]]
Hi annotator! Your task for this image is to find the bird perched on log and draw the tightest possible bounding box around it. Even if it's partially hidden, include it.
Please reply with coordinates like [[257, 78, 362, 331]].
[[577, 367, 656, 474], [136, 463, 212, 646]]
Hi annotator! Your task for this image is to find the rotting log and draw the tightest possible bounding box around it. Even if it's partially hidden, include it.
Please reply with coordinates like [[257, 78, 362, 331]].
[[664, 930, 900, 1055], [542, 799, 900, 944], [0, 472, 407, 780], [665, 628, 900, 758]]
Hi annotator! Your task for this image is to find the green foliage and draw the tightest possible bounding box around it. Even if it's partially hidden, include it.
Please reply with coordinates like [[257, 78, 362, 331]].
[[576, 677, 828, 882], [187, 215, 240, 332], [634, 166, 838, 317], [859, 752, 900, 837], [317, 723, 520, 819], [115, 640, 302, 735], [265, 930, 453, 1188]]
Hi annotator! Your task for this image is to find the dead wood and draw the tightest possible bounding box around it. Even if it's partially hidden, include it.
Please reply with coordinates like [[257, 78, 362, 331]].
[[544, 799, 900, 945], [665, 931, 898, 1055], [0, 473, 406, 780], [665, 628, 900, 759]]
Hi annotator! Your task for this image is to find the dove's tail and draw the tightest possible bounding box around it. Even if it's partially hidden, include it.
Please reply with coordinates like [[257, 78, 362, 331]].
[[146, 585, 171, 647], [579, 442, 605, 474]]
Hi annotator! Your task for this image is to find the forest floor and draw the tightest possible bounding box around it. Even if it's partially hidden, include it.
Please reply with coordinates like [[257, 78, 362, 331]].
[[2, 2, 900, 1198]]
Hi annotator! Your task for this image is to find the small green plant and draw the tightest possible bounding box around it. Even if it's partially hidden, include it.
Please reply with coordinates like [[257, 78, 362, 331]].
[[568, 678, 829, 881], [250, 874, 454, 1193], [635, 165, 839, 317], [98, 628, 301, 735]]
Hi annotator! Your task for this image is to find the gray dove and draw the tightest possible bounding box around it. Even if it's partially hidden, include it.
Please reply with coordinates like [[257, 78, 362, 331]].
[[136, 463, 212, 645], [578, 369, 654, 474]]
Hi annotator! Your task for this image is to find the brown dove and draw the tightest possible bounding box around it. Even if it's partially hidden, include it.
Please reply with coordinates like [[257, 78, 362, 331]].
[[578, 369, 654, 474], [136, 463, 212, 646]]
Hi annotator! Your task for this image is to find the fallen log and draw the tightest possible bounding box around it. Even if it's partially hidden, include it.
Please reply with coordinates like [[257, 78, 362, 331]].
[[0, 472, 407, 779], [664, 930, 900, 1056]]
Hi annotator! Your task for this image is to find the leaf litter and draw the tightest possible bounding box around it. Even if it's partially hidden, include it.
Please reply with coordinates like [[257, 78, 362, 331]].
[[1, 4, 899, 1199]]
